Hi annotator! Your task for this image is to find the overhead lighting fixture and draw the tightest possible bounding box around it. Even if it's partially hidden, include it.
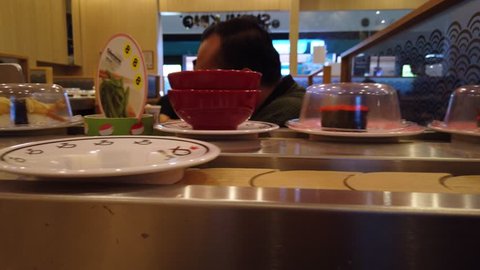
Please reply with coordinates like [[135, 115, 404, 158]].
[[161, 12, 182, 16], [381, 19, 386, 24], [376, 11, 381, 15]]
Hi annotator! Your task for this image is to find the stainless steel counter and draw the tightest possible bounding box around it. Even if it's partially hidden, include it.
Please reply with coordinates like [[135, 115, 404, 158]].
[[1, 129, 480, 269], [1, 129, 480, 175], [211, 136, 480, 175]]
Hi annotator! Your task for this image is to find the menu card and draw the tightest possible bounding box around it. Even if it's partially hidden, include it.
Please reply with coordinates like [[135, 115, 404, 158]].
[[96, 33, 147, 119]]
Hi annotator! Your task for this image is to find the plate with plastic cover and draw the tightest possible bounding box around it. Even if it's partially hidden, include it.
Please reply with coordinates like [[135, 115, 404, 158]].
[[0, 115, 83, 131], [286, 119, 425, 138], [429, 120, 480, 137]]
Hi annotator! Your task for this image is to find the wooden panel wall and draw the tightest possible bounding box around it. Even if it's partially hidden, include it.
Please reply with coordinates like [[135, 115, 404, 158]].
[[158, 0, 428, 12], [158, 0, 290, 12], [157, 0, 429, 76], [0, 0, 68, 66], [75, 0, 159, 77], [49, 0, 69, 64], [0, 0, 431, 78], [300, 0, 430, 11]]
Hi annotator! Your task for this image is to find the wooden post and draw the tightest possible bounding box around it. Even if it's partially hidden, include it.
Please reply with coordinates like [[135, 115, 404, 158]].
[[323, 65, 332, 84], [289, 0, 299, 75]]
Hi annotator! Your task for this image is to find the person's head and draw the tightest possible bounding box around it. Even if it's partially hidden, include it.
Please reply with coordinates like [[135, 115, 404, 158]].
[[195, 16, 282, 89]]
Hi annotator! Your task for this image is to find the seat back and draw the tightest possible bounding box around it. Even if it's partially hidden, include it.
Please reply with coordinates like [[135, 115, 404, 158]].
[[0, 63, 26, 83]]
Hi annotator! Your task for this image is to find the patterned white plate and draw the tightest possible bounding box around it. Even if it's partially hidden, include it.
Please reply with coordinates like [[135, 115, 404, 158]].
[[155, 120, 279, 135], [0, 136, 220, 179], [286, 119, 425, 138]]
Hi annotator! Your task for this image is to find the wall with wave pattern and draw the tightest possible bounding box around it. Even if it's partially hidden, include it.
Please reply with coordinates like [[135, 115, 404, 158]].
[[360, 0, 480, 125]]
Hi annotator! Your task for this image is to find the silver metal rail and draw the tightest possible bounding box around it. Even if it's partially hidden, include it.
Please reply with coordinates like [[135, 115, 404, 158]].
[[1, 130, 480, 269]]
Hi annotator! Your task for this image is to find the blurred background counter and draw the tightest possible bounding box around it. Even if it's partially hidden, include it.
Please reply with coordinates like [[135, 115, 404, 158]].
[[69, 96, 96, 115]]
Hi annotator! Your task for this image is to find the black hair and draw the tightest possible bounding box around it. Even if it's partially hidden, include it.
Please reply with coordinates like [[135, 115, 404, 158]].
[[201, 16, 282, 87]]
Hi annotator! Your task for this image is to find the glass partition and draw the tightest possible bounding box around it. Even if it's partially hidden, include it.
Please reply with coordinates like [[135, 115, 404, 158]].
[[346, 0, 480, 125]]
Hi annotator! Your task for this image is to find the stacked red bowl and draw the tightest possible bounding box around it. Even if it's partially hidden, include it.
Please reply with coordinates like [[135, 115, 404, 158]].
[[167, 70, 262, 130]]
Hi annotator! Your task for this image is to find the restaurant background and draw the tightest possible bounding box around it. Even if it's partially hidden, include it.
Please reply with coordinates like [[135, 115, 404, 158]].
[[2, 0, 473, 124], [2, 1, 480, 269], [161, 10, 410, 77], [0, 0, 426, 76], [348, 0, 480, 124]]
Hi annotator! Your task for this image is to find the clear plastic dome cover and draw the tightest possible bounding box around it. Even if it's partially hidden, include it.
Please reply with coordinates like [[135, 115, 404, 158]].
[[299, 83, 402, 131], [443, 85, 480, 129], [0, 83, 73, 128]]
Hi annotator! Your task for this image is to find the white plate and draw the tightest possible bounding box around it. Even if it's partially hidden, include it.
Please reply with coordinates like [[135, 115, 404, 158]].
[[286, 119, 425, 138], [0, 115, 83, 131], [429, 120, 480, 137], [155, 120, 279, 135], [0, 136, 220, 179]]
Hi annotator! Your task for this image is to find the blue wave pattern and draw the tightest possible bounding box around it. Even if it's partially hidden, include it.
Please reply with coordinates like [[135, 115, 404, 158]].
[[372, 11, 480, 125]]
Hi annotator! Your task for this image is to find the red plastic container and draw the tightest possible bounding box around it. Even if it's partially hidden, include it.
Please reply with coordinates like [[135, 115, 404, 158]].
[[168, 89, 260, 130], [168, 69, 262, 90]]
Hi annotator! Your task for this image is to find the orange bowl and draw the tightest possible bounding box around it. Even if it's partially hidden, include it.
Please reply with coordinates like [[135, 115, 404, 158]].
[[168, 89, 260, 130], [168, 70, 262, 90]]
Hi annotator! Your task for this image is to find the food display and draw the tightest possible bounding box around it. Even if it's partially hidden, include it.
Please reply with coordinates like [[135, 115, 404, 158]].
[[297, 83, 404, 131], [0, 84, 72, 128], [320, 105, 369, 131]]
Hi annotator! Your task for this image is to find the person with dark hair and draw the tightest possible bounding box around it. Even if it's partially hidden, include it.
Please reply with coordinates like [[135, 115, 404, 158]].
[[362, 77, 376, 83], [159, 16, 305, 127]]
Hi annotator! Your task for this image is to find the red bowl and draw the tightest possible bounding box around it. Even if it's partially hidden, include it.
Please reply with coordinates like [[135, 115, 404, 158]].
[[168, 69, 262, 90], [168, 89, 260, 130]]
